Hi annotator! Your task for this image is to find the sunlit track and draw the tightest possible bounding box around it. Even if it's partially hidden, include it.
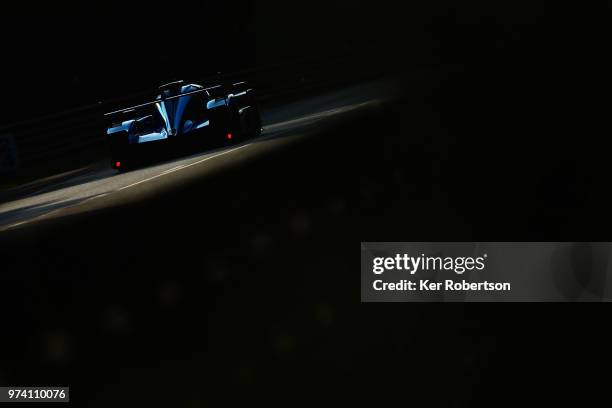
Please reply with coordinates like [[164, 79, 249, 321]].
[[0, 84, 386, 232]]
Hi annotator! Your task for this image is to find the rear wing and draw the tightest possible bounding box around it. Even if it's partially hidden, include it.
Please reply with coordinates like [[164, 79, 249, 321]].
[[104, 81, 252, 119], [104, 85, 224, 118]]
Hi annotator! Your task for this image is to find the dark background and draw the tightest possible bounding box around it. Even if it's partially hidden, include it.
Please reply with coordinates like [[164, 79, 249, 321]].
[[1, 1, 410, 122], [1, 1, 612, 406], [2, 2, 609, 122]]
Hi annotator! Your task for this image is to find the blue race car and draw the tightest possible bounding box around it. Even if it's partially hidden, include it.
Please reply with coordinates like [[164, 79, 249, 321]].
[[105, 80, 261, 171]]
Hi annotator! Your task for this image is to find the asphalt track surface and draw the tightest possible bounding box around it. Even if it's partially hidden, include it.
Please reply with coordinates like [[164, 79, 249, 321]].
[[0, 82, 386, 232]]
